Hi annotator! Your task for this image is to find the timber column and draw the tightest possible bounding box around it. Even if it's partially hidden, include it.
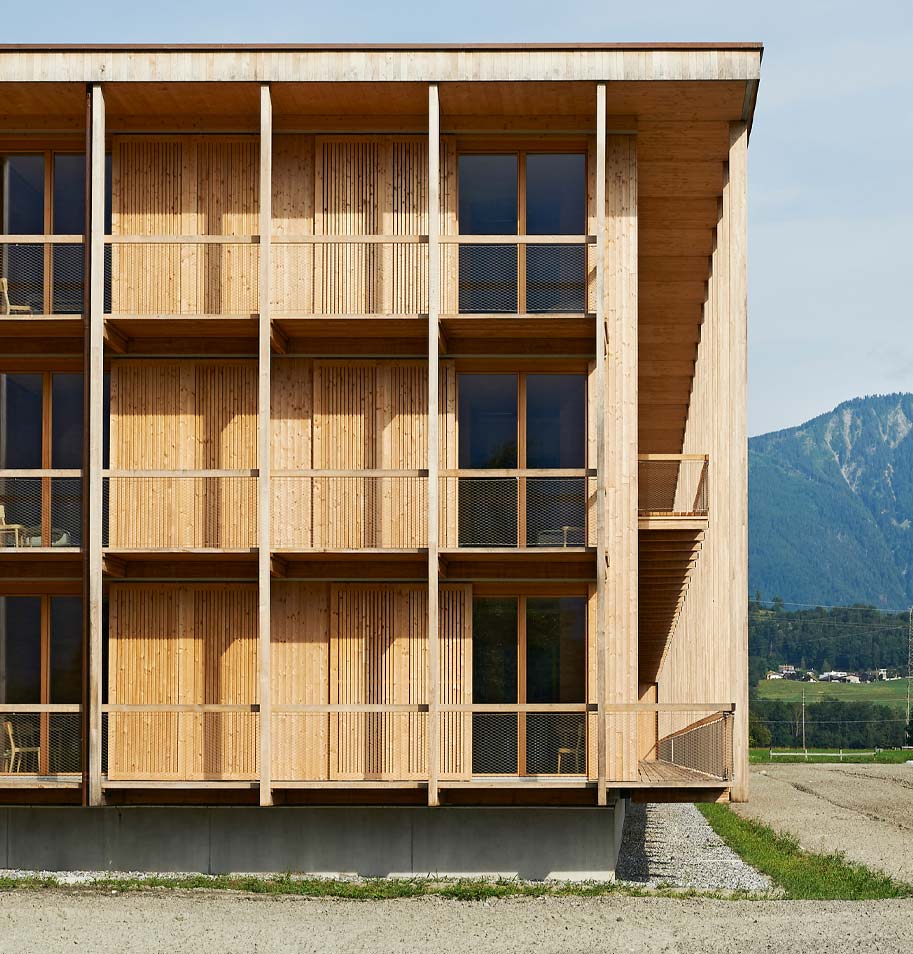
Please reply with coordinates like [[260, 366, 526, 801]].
[[86, 83, 106, 806], [604, 128, 639, 784]]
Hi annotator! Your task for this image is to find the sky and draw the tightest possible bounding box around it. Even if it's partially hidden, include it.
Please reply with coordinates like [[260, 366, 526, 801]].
[[6, 0, 913, 435]]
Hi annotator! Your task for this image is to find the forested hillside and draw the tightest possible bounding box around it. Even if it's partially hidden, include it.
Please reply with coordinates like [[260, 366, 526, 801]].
[[749, 393, 913, 607]]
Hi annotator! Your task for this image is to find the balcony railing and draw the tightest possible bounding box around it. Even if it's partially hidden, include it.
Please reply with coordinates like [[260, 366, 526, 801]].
[[1, 705, 82, 777], [271, 470, 428, 549], [0, 472, 82, 548], [103, 471, 257, 549], [441, 235, 594, 315], [638, 455, 709, 517], [101, 705, 259, 782], [441, 470, 593, 549], [0, 236, 85, 316]]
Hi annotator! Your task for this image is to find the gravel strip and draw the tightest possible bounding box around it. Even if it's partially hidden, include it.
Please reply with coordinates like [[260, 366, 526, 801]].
[[616, 801, 772, 892]]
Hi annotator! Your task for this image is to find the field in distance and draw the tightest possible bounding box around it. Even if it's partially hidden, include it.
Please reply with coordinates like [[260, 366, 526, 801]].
[[749, 747, 912, 764], [756, 677, 911, 711]]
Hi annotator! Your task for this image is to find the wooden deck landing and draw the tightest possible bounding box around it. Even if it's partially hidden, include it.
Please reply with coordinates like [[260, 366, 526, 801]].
[[637, 760, 728, 787]]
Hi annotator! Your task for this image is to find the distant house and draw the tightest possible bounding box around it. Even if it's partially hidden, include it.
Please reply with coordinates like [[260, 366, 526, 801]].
[[766, 671, 784, 680]]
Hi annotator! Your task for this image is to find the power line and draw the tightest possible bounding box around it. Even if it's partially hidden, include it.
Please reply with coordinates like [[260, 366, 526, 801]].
[[750, 598, 913, 613]]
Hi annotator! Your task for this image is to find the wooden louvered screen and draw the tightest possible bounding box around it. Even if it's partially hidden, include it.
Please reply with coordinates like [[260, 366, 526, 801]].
[[111, 136, 259, 315], [271, 134, 315, 314], [439, 583, 472, 779], [107, 584, 258, 781], [108, 360, 257, 548], [438, 359, 458, 548], [311, 360, 428, 549], [314, 136, 429, 316]]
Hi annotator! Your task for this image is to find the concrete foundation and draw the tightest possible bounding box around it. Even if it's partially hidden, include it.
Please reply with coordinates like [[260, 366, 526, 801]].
[[0, 799, 627, 881]]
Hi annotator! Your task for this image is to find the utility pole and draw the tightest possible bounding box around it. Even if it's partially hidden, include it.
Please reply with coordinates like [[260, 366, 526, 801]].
[[802, 685, 807, 758], [907, 608, 912, 734]]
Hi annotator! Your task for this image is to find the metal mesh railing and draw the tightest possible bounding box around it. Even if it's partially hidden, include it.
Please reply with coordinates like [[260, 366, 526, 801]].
[[271, 239, 429, 316], [103, 474, 257, 549], [0, 475, 82, 547], [107, 239, 259, 316], [638, 456, 709, 516], [1, 708, 82, 776], [102, 706, 259, 781], [271, 707, 428, 782], [0, 239, 85, 315], [444, 474, 588, 548], [453, 239, 589, 315], [655, 711, 733, 781], [271, 473, 428, 549]]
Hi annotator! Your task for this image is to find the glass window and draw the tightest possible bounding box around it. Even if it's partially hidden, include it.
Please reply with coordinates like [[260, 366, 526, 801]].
[[0, 373, 42, 468], [49, 596, 82, 704], [51, 374, 83, 469], [0, 596, 41, 704], [526, 597, 586, 704], [472, 598, 518, 775], [526, 374, 585, 469], [458, 374, 517, 468], [0, 156, 44, 234]]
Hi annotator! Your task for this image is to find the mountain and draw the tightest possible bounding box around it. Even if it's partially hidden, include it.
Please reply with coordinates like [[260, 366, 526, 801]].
[[749, 393, 913, 608]]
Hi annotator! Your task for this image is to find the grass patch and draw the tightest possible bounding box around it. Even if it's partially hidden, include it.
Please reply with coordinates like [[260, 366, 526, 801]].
[[0, 871, 760, 902], [755, 678, 911, 711], [749, 747, 912, 764], [699, 804, 913, 900]]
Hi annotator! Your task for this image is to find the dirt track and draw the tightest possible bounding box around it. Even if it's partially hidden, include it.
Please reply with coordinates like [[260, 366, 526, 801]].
[[2, 892, 913, 954], [734, 762, 913, 882]]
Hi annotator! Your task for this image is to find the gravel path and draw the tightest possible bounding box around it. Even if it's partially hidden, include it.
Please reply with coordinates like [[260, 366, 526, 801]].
[[2, 892, 912, 954], [616, 801, 772, 892], [734, 763, 913, 883]]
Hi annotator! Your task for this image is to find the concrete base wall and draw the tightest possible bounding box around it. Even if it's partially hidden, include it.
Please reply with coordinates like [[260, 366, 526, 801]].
[[0, 800, 626, 881]]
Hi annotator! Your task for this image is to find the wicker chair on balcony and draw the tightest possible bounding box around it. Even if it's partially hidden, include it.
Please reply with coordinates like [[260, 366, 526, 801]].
[[3, 720, 41, 773], [0, 278, 33, 315], [0, 504, 25, 548], [556, 723, 586, 775]]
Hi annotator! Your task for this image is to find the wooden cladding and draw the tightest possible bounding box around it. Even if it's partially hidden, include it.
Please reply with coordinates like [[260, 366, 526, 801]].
[[111, 136, 259, 315], [271, 358, 429, 549], [108, 360, 257, 548], [271, 582, 471, 782], [107, 584, 258, 781]]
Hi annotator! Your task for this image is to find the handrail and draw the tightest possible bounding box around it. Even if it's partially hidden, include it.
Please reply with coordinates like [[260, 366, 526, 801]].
[[0, 703, 81, 713], [0, 234, 83, 244], [102, 703, 259, 713], [442, 468, 593, 478], [103, 469, 258, 478], [0, 469, 82, 478], [272, 468, 428, 478]]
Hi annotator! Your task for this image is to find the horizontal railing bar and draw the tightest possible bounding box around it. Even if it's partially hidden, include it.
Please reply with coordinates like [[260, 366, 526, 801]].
[[102, 704, 260, 713], [272, 704, 429, 713], [271, 234, 427, 244], [439, 703, 595, 713], [638, 454, 709, 462], [271, 469, 428, 478], [440, 314, 594, 322], [103, 469, 258, 478], [104, 235, 260, 244], [441, 468, 593, 478], [0, 704, 82, 713], [0, 234, 83, 244], [603, 703, 735, 713], [0, 469, 82, 478], [440, 234, 595, 245]]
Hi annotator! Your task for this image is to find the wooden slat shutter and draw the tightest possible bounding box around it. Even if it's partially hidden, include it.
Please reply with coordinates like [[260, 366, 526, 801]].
[[439, 359, 458, 548], [270, 358, 314, 548], [271, 134, 315, 315], [439, 583, 472, 779]]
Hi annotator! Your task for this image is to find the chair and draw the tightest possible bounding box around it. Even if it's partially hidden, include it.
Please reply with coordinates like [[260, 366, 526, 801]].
[[0, 277, 33, 315], [557, 722, 586, 774], [0, 503, 25, 548], [3, 720, 40, 773]]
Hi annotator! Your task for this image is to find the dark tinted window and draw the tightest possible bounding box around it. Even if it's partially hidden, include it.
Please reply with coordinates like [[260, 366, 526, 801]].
[[0, 373, 42, 468], [0, 156, 44, 233], [472, 598, 518, 704], [458, 374, 517, 468], [525, 154, 586, 235], [0, 596, 41, 703], [52, 155, 85, 235], [458, 155, 517, 234], [52, 374, 83, 468], [526, 374, 586, 468], [50, 596, 82, 704], [526, 597, 586, 703]]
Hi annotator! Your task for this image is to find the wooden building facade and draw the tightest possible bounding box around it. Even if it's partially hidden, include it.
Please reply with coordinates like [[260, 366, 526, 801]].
[[0, 43, 759, 809]]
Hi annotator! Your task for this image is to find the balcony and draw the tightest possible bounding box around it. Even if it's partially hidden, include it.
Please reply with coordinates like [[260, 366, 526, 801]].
[[0, 473, 82, 550], [638, 454, 708, 530], [1, 705, 82, 788]]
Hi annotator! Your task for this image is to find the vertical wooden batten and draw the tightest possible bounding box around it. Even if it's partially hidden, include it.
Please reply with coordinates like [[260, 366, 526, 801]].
[[594, 84, 607, 805], [258, 83, 273, 806], [728, 121, 749, 803], [605, 131, 639, 783], [86, 83, 106, 807], [427, 83, 441, 807]]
